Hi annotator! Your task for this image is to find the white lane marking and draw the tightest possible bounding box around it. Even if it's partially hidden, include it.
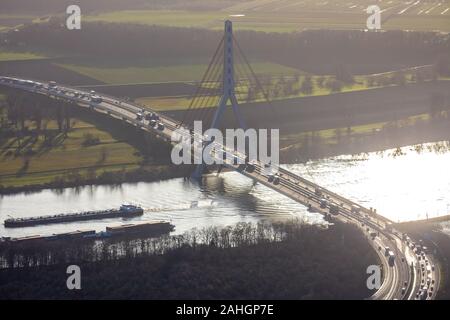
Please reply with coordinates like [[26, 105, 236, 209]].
[[425, 3, 442, 14], [441, 8, 449, 14], [398, 0, 420, 15]]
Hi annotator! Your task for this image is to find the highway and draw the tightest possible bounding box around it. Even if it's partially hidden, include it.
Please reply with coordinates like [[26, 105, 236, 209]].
[[0, 76, 440, 300]]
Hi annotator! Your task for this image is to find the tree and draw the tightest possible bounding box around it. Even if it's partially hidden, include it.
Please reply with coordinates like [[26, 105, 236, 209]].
[[316, 76, 326, 88], [55, 101, 64, 132], [334, 64, 354, 84], [33, 103, 43, 132], [326, 79, 343, 93], [246, 87, 255, 103], [429, 92, 446, 118], [391, 71, 406, 86], [300, 75, 313, 95], [435, 54, 450, 77]]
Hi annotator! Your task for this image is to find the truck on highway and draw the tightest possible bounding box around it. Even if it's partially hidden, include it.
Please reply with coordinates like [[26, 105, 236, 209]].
[[388, 251, 395, 266], [91, 96, 103, 103], [145, 112, 160, 121]]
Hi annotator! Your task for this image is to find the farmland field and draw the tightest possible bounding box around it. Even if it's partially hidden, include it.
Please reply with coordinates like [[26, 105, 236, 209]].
[[0, 51, 46, 62], [58, 60, 302, 84], [82, 0, 450, 32], [0, 14, 37, 31], [0, 119, 142, 188]]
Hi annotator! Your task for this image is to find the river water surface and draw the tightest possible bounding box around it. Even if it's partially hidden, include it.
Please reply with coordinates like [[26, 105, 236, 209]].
[[1, 142, 450, 238]]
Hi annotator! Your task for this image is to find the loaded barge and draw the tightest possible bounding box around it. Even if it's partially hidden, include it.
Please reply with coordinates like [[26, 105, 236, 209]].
[[4, 204, 143, 228], [0, 221, 175, 245], [106, 221, 175, 236]]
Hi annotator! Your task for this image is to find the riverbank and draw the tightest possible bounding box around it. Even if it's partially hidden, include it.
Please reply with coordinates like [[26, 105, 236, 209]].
[[280, 116, 450, 163], [0, 164, 193, 196]]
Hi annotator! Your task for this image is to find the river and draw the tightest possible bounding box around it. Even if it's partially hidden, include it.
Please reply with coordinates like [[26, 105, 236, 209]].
[[1, 141, 450, 238]]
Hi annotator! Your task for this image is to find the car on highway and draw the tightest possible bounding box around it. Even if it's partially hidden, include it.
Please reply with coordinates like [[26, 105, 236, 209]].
[[315, 188, 323, 196], [273, 176, 280, 185], [329, 204, 339, 215], [157, 123, 165, 131], [351, 205, 361, 214], [238, 164, 247, 172], [388, 251, 395, 266], [245, 161, 256, 173], [320, 198, 328, 209]]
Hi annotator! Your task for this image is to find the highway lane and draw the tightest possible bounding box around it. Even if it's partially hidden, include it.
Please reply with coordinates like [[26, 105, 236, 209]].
[[0, 76, 439, 300]]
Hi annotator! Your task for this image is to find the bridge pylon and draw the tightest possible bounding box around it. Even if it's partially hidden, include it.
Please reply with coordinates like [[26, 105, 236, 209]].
[[192, 20, 246, 179]]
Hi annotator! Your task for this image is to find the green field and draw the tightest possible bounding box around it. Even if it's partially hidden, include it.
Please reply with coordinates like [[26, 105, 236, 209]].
[[0, 51, 46, 62], [0, 119, 142, 188], [58, 60, 302, 84], [0, 14, 39, 32], [85, 10, 225, 29], [83, 2, 450, 33], [281, 113, 431, 150]]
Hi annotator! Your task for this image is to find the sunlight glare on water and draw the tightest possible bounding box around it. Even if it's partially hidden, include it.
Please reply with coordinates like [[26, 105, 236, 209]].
[[287, 142, 450, 223]]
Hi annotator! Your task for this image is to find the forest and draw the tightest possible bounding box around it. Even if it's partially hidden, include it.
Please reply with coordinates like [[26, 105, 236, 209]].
[[0, 220, 378, 299]]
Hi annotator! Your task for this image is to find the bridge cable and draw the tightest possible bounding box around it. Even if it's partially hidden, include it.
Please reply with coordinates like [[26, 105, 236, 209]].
[[180, 41, 223, 128], [179, 36, 224, 129], [184, 43, 224, 129], [189, 49, 224, 129]]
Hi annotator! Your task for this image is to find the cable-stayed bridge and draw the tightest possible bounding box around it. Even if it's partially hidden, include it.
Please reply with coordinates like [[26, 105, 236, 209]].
[[0, 20, 439, 301]]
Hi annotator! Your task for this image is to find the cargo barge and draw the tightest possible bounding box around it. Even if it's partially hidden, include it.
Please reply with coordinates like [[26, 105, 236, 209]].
[[106, 221, 175, 236], [4, 204, 144, 228], [0, 221, 175, 245]]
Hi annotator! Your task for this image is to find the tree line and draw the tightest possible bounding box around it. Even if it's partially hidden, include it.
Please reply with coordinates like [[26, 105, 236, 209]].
[[5, 20, 450, 75]]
